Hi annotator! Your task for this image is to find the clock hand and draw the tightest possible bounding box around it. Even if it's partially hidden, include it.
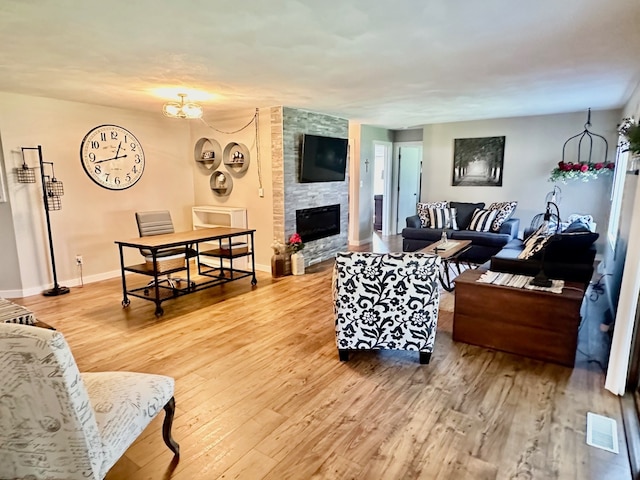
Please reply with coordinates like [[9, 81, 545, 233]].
[[114, 141, 122, 159], [95, 154, 128, 163]]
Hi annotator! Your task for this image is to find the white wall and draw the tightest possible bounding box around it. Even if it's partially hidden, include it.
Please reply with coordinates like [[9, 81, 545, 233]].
[[190, 108, 273, 271], [421, 109, 620, 250], [0, 92, 193, 296]]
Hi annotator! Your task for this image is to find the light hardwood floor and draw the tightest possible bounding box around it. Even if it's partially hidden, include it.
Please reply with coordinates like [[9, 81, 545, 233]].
[[11, 234, 631, 479]]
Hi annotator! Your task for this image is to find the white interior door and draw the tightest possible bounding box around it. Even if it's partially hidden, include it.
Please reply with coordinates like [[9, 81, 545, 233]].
[[396, 146, 422, 233]]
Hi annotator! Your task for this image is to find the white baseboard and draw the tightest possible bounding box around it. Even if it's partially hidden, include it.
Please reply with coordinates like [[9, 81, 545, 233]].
[[0, 269, 123, 299], [348, 237, 373, 247], [2, 263, 272, 300]]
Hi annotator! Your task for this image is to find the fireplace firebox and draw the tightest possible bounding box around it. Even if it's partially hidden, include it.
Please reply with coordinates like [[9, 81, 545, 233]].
[[296, 204, 340, 242]]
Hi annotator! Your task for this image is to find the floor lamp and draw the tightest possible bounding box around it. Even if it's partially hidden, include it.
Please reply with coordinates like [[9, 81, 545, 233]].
[[17, 146, 70, 296]]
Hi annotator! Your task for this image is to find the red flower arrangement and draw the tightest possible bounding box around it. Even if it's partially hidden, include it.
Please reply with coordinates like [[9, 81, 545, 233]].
[[287, 233, 304, 253], [550, 161, 615, 183]]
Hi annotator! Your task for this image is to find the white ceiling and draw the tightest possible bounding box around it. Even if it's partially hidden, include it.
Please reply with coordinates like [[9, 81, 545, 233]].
[[1, 0, 639, 128]]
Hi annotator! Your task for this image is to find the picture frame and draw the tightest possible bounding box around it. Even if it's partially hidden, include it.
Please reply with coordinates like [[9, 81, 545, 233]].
[[452, 136, 505, 186]]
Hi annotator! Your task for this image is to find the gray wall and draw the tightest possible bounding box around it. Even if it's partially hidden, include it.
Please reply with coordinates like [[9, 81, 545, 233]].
[[393, 129, 423, 143], [0, 134, 21, 293], [359, 125, 394, 242], [271, 106, 349, 264], [421, 109, 620, 250]]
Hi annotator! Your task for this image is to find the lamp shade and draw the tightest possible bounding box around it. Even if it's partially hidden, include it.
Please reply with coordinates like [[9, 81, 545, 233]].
[[162, 94, 203, 119]]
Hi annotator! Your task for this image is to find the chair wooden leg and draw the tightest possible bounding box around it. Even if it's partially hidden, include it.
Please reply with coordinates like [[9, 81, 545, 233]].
[[162, 396, 180, 457], [419, 351, 432, 364], [338, 349, 349, 361]]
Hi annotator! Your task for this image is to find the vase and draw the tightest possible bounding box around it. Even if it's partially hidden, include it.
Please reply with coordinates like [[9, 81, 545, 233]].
[[283, 253, 292, 276], [271, 254, 286, 278], [291, 252, 305, 275]]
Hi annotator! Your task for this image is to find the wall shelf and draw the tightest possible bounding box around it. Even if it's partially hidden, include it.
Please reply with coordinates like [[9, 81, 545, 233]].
[[192, 205, 248, 269], [223, 142, 250, 175], [210, 171, 233, 196], [194, 138, 222, 170]]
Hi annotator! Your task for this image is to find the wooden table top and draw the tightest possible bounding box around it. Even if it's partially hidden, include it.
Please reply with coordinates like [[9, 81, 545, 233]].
[[115, 227, 255, 249], [420, 239, 472, 260], [455, 268, 586, 300]]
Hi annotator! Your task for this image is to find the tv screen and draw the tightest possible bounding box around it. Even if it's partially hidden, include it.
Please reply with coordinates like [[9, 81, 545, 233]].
[[300, 134, 348, 183]]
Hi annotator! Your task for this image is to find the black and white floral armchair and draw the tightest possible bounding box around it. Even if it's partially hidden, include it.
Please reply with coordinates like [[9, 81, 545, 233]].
[[333, 252, 441, 364]]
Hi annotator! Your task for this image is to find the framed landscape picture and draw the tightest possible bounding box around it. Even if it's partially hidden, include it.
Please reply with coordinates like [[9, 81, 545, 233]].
[[452, 136, 505, 186]]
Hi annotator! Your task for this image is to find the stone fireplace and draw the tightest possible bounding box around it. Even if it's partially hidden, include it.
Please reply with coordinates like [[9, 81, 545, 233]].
[[271, 106, 349, 264]]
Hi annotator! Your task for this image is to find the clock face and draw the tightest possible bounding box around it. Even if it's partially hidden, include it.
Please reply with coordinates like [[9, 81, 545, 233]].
[[80, 124, 145, 190]]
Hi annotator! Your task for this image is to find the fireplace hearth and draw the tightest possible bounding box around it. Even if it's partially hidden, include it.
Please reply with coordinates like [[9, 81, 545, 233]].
[[296, 204, 340, 242]]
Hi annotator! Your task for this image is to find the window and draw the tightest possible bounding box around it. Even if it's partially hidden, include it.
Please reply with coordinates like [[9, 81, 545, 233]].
[[607, 138, 629, 251]]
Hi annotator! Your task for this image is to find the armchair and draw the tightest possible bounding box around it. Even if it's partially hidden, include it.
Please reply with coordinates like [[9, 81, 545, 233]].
[[333, 252, 441, 364], [0, 323, 179, 480]]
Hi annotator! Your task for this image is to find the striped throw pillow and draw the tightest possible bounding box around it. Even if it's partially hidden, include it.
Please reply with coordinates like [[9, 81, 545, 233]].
[[469, 208, 498, 232], [427, 207, 458, 230], [417, 201, 448, 227]]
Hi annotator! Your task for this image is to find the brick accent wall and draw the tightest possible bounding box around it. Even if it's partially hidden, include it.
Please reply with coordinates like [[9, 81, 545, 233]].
[[270, 106, 349, 265]]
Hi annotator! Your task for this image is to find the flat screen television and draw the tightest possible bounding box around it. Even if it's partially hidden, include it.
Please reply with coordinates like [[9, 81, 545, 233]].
[[300, 134, 348, 183]]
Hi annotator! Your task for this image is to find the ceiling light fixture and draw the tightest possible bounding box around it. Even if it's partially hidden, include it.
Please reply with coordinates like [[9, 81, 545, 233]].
[[162, 93, 203, 119]]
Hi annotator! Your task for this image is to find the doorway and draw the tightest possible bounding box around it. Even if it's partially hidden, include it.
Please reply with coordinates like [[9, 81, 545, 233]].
[[395, 144, 422, 233]]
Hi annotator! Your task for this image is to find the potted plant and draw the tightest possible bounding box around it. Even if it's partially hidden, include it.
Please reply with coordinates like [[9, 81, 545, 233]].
[[287, 233, 305, 275], [619, 117, 640, 154]]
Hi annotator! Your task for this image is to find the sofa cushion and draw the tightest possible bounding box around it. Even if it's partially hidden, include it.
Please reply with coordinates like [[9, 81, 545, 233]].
[[402, 226, 452, 243], [417, 201, 448, 227], [468, 208, 498, 232], [542, 232, 599, 261], [450, 230, 512, 248], [487, 201, 517, 232], [427, 207, 458, 229], [449, 202, 485, 230]]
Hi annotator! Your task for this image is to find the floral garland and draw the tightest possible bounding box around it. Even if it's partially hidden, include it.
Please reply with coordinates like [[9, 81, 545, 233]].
[[549, 161, 615, 183]]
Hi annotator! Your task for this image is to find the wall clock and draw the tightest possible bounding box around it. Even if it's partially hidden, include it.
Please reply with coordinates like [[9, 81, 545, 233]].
[[80, 124, 145, 190]]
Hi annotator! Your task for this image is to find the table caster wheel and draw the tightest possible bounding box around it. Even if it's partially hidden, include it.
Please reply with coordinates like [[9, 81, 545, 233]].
[[122, 299, 130, 308], [251, 278, 257, 286], [144, 288, 150, 296]]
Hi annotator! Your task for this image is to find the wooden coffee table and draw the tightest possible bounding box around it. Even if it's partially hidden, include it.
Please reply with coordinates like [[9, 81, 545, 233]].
[[420, 239, 472, 291]]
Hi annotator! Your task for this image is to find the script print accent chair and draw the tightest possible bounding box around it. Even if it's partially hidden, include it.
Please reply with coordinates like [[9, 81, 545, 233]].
[[333, 252, 441, 364], [0, 323, 179, 480]]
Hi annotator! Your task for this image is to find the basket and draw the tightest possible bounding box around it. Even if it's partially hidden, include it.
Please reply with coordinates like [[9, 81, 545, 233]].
[[145, 254, 185, 273]]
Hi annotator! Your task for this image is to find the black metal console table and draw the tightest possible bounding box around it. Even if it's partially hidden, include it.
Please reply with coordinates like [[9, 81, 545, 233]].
[[115, 227, 257, 316]]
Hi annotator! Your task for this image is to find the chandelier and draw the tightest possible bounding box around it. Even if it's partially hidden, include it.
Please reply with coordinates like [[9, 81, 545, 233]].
[[162, 93, 203, 119]]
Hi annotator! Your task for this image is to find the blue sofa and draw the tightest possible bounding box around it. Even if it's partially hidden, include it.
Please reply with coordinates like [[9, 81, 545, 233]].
[[401, 201, 520, 264]]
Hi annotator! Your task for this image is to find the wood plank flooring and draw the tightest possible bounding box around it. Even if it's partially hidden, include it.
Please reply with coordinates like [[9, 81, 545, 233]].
[[10, 234, 631, 479]]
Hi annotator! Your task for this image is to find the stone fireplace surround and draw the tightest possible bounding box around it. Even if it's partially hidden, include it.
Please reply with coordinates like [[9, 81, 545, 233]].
[[270, 107, 349, 265]]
